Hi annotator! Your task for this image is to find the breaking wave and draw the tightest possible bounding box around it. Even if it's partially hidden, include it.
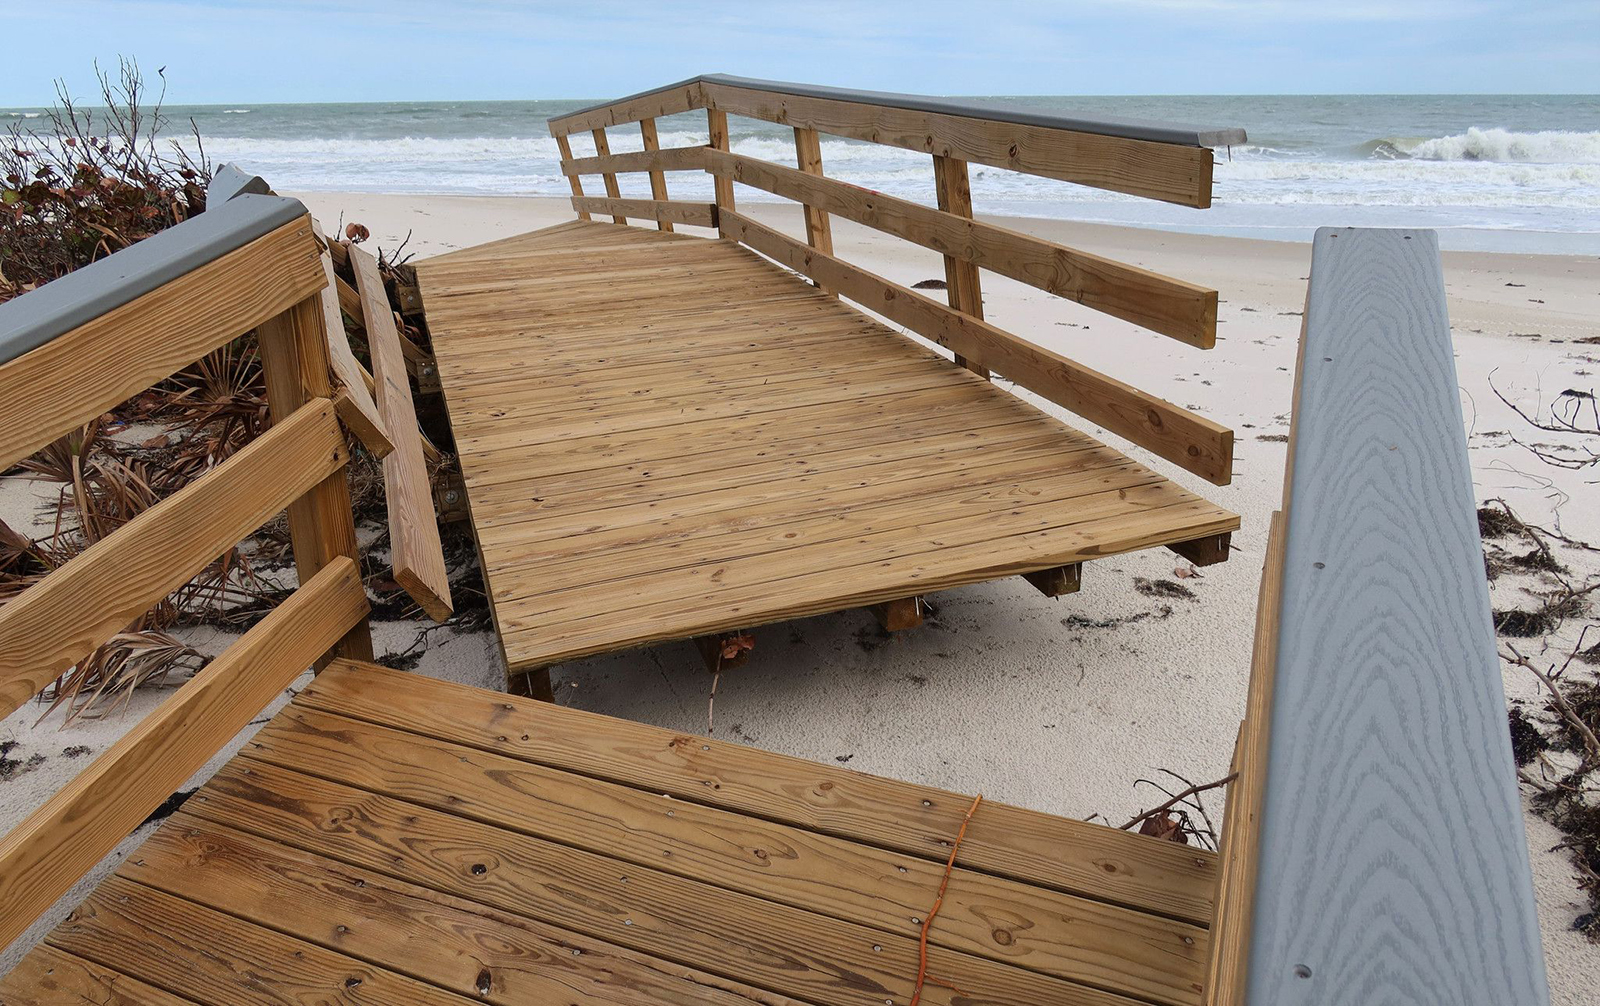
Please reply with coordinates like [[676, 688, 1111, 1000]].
[[1361, 128, 1600, 163]]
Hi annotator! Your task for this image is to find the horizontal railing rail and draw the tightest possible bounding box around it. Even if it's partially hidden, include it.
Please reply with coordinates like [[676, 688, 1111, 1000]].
[[547, 75, 1243, 484]]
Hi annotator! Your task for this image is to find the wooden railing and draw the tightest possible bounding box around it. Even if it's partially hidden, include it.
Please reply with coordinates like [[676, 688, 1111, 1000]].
[[1205, 228, 1549, 1005], [0, 184, 441, 948], [547, 75, 1242, 484]]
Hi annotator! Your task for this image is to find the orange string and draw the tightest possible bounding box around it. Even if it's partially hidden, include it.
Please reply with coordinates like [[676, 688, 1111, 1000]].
[[909, 793, 982, 1006]]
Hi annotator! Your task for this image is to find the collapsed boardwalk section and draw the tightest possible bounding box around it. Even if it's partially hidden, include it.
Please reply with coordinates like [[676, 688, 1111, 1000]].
[[418, 220, 1240, 671]]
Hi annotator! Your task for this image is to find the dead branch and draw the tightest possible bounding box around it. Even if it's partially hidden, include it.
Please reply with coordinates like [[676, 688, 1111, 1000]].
[[1120, 772, 1237, 832]]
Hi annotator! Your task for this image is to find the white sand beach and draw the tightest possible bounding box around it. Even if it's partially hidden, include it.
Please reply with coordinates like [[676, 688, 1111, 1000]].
[[4, 196, 1598, 999]]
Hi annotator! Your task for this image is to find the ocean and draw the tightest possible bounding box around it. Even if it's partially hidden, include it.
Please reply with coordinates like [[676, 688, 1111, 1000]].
[[7, 93, 1599, 253]]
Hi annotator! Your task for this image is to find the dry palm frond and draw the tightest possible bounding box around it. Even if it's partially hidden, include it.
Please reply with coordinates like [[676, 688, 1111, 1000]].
[[14, 418, 106, 484], [40, 629, 203, 725]]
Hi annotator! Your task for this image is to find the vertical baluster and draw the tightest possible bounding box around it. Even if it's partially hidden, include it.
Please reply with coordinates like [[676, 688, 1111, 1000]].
[[555, 133, 590, 221], [591, 127, 626, 224], [708, 108, 735, 219], [932, 154, 991, 379], [793, 126, 835, 295], [640, 117, 673, 233]]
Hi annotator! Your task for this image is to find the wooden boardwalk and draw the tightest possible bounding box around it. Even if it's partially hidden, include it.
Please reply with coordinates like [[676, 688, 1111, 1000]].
[[1, 659, 1217, 1006], [417, 220, 1239, 670]]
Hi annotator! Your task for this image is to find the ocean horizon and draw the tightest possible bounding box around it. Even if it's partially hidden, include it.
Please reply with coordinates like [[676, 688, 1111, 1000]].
[[8, 92, 1599, 254]]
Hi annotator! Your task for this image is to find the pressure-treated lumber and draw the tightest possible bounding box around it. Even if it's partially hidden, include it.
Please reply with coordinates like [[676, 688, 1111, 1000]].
[[1170, 531, 1231, 566], [0, 216, 323, 470], [0, 398, 348, 722], [350, 245, 452, 622], [0, 556, 368, 950], [707, 107, 735, 212], [591, 127, 627, 223], [569, 196, 717, 228], [638, 118, 675, 232], [300, 660, 1220, 926], [555, 133, 590, 221], [1023, 563, 1082, 597], [1244, 228, 1548, 1006], [933, 153, 989, 377], [257, 295, 375, 662], [871, 596, 923, 631], [560, 143, 707, 177], [703, 149, 1216, 346], [310, 219, 393, 457], [792, 126, 834, 273], [719, 210, 1232, 483], [0, 944, 193, 1006]]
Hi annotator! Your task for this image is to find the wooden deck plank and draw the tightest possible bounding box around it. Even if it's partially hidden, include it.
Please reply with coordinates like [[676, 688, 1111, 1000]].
[[241, 704, 1208, 1004], [415, 220, 1237, 670], [301, 661, 1219, 926], [0, 945, 192, 1006], [192, 758, 1150, 1006]]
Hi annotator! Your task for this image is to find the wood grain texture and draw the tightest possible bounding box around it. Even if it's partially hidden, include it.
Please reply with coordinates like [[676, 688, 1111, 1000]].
[[351, 245, 452, 622], [0, 398, 348, 721], [0, 557, 367, 950], [560, 143, 707, 177], [0, 216, 323, 470], [707, 108, 735, 212], [0, 945, 192, 1005], [416, 222, 1235, 667], [591, 128, 627, 224], [700, 80, 1215, 207], [569, 196, 717, 228], [708, 150, 1218, 346], [555, 133, 590, 220], [638, 118, 675, 232], [310, 218, 393, 456], [243, 703, 1208, 1004], [719, 210, 1232, 483], [257, 295, 375, 662], [792, 127, 834, 277], [299, 660, 1221, 926], [547, 79, 705, 136], [1245, 228, 1548, 1006]]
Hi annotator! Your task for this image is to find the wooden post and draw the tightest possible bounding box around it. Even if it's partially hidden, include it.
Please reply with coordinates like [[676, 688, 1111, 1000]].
[[1022, 564, 1082, 598], [870, 596, 923, 632], [639, 117, 674, 233], [708, 108, 735, 217], [591, 128, 626, 224], [932, 154, 991, 379], [256, 295, 375, 664], [554, 134, 590, 222], [792, 127, 834, 295]]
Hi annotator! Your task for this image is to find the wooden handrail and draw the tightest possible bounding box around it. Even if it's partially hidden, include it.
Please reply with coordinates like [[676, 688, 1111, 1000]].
[[703, 148, 1218, 347], [720, 210, 1232, 483], [0, 555, 369, 950], [570, 197, 717, 228], [559, 145, 707, 177]]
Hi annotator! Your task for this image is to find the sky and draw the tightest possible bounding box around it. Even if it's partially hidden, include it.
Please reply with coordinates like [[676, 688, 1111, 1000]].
[[1, 0, 1597, 105]]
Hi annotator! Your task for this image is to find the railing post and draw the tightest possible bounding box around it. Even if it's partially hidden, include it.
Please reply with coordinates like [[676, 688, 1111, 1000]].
[[792, 127, 835, 296], [256, 293, 375, 664], [591, 128, 627, 225], [554, 133, 591, 222], [932, 154, 991, 379], [708, 108, 735, 220], [639, 117, 673, 233]]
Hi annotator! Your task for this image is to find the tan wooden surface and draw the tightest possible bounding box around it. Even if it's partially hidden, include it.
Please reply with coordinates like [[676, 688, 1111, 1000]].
[[415, 221, 1236, 669], [309, 219, 393, 456], [0, 216, 323, 470], [350, 245, 453, 622], [3, 657, 1219, 1006], [554, 133, 590, 220], [792, 126, 834, 267], [569, 196, 717, 227], [707, 108, 735, 211], [560, 141, 707, 178], [591, 127, 627, 224], [0, 557, 367, 950], [637, 117, 674, 232], [0, 398, 347, 722]]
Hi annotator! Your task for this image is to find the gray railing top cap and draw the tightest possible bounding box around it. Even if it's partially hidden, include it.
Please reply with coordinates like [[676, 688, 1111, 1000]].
[[552, 73, 1246, 148], [0, 181, 306, 366]]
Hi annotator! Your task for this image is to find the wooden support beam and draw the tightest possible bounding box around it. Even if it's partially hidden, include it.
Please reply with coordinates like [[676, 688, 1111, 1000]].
[[555, 133, 590, 221], [1169, 531, 1232, 567], [310, 219, 392, 458], [257, 295, 374, 663], [351, 245, 454, 623], [395, 282, 424, 315], [591, 128, 626, 224], [506, 665, 555, 703], [707, 108, 735, 215], [569, 197, 717, 229], [695, 630, 753, 672], [1022, 564, 1082, 598], [559, 145, 708, 177], [934, 154, 990, 379], [870, 596, 924, 632], [639, 117, 674, 233], [792, 126, 834, 294]]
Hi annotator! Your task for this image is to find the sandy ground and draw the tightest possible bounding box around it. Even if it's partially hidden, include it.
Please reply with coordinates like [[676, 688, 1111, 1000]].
[[3, 193, 1598, 999]]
